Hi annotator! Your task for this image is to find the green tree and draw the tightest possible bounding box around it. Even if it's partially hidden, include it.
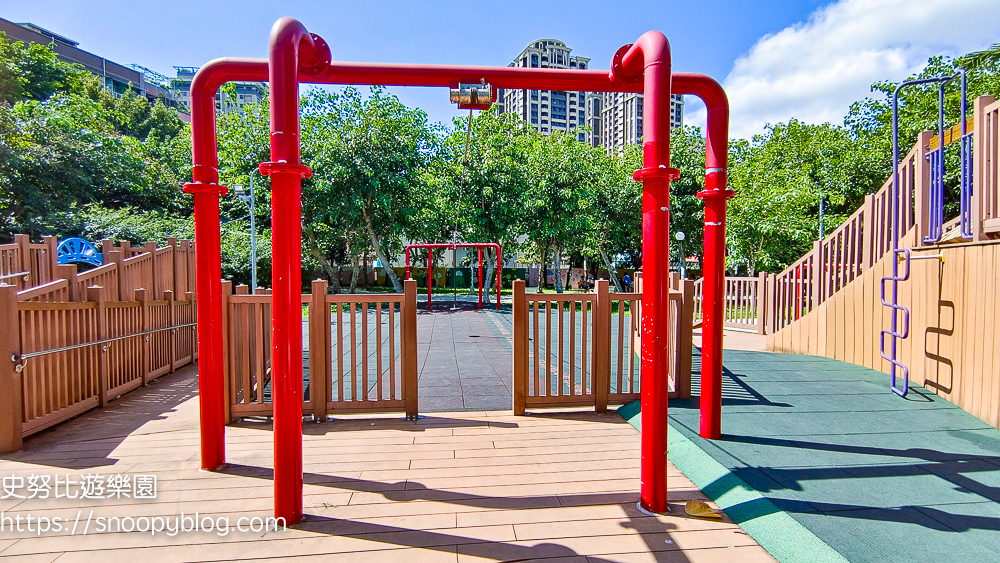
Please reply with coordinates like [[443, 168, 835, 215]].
[[522, 131, 597, 292], [434, 109, 532, 299], [301, 87, 438, 293]]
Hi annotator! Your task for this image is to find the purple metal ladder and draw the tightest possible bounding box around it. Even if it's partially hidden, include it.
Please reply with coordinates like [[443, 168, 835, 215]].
[[882, 71, 968, 397]]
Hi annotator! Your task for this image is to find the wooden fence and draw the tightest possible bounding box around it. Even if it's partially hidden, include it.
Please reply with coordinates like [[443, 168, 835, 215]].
[[0, 234, 196, 302], [975, 95, 1000, 238], [511, 278, 694, 414], [692, 275, 769, 334], [0, 284, 198, 452], [224, 279, 419, 421], [0, 235, 199, 452]]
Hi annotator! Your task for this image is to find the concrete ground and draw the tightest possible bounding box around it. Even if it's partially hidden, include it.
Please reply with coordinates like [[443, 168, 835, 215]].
[[415, 301, 515, 412]]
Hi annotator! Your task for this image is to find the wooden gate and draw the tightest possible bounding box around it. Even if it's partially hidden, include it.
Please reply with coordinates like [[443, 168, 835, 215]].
[[512, 278, 694, 415]]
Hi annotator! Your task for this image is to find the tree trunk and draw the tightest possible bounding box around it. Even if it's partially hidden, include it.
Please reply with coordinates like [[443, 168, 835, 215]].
[[553, 243, 564, 294], [349, 253, 360, 294], [364, 214, 403, 293], [303, 226, 341, 293], [599, 247, 623, 292], [538, 246, 547, 291]]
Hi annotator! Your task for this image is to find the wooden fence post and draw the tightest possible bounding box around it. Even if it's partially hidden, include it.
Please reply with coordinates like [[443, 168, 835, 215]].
[[186, 291, 197, 361], [0, 284, 23, 452], [167, 238, 179, 295], [766, 273, 778, 335], [55, 264, 79, 302], [14, 234, 29, 275], [136, 288, 151, 386], [186, 241, 196, 296], [810, 241, 823, 308], [593, 280, 610, 412], [220, 281, 232, 424], [678, 279, 695, 399], [512, 280, 527, 415], [88, 286, 110, 407], [145, 242, 158, 298], [402, 279, 418, 419], [756, 272, 767, 335], [310, 279, 330, 422], [101, 240, 114, 265], [107, 250, 125, 301], [43, 236, 59, 278], [164, 290, 177, 373], [973, 95, 995, 241], [862, 194, 875, 270]]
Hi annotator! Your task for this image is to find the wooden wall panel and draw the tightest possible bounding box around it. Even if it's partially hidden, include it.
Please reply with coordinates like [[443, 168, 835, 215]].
[[767, 241, 1000, 430]]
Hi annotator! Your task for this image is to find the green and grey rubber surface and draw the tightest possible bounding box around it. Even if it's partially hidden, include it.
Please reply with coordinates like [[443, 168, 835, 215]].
[[620, 348, 1000, 563]]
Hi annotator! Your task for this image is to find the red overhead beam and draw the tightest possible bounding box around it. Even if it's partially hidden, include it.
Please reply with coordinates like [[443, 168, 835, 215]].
[[188, 18, 730, 525]]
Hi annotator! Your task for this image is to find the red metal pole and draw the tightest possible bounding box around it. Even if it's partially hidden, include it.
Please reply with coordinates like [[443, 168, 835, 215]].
[[688, 76, 734, 441], [185, 58, 266, 472], [614, 32, 674, 515], [496, 245, 502, 311], [405, 246, 411, 280], [478, 248, 483, 309], [427, 252, 432, 309], [262, 17, 330, 527]]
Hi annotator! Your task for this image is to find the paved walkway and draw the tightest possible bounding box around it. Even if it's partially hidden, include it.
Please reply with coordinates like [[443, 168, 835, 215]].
[[0, 364, 775, 562], [416, 303, 514, 412], [657, 348, 1000, 563]]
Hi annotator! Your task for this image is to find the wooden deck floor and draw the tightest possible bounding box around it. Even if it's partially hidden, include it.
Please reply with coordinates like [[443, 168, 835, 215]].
[[0, 365, 774, 562]]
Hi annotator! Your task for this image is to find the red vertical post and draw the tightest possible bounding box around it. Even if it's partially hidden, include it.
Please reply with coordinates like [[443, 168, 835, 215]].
[[614, 32, 674, 515], [427, 252, 432, 309], [478, 247, 483, 309], [496, 246, 502, 310], [185, 59, 259, 472], [688, 77, 734, 442], [261, 17, 331, 527]]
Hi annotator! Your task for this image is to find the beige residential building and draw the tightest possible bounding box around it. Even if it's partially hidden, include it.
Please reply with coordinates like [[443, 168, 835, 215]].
[[498, 39, 684, 152]]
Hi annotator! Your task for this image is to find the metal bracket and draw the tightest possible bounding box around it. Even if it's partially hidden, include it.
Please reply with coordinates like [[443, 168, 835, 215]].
[[10, 354, 26, 373], [450, 79, 495, 110]]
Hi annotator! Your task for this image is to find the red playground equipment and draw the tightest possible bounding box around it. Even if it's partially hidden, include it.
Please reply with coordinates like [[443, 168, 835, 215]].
[[404, 243, 502, 310], [186, 17, 731, 524]]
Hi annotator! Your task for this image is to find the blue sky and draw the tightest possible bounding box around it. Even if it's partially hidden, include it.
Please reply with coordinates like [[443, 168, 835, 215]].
[[2, 0, 998, 138]]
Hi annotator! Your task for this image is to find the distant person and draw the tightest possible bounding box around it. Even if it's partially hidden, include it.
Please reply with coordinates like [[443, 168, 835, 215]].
[[622, 273, 632, 292]]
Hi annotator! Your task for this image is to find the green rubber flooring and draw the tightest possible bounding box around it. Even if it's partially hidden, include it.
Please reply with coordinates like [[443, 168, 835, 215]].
[[623, 348, 1000, 563]]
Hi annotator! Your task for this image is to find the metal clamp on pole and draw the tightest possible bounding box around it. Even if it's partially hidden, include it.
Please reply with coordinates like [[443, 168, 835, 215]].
[[450, 79, 495, 110]]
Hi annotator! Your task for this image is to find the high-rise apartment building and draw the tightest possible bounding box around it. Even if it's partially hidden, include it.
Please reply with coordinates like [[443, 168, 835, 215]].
[[601, 92, 684, 151], [498, 39, 683, 152], [497, 39, 602, 146]]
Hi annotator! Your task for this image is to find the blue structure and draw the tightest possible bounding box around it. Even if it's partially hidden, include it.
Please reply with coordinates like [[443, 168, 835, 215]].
[[56, 238, 103, 268]]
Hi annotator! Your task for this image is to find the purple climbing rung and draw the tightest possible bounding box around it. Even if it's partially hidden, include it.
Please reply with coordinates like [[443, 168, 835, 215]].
[[880, 249, 911, 397]]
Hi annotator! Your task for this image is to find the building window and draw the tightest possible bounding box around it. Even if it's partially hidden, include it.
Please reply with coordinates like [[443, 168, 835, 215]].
[[579, 64, 585, 69], [542, 120, 548, 124]]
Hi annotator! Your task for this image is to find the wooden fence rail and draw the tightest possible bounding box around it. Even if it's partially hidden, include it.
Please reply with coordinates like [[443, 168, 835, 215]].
[[224, 279, 419, 421], [1, 234, 196, 303], [0, 283, 198, 452], [512, 278, 694, 415]]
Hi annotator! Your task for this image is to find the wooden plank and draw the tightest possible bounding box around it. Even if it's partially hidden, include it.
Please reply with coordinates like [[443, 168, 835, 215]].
[[402, 279, 418, 419], [512, 281, 527, 415]]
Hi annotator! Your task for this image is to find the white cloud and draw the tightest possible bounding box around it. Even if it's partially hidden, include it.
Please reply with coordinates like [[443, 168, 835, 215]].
[[686, 0, 1000, 140]]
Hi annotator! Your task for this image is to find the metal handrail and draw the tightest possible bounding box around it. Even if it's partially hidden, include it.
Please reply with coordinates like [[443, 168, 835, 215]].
[[0, 271, 30, 281], [11, 322, 198, 365]]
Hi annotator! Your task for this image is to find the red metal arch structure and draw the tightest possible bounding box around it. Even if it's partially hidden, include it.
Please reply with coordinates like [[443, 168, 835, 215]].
[[187, 17, 733, 524], [404, 243, 502, 310]]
